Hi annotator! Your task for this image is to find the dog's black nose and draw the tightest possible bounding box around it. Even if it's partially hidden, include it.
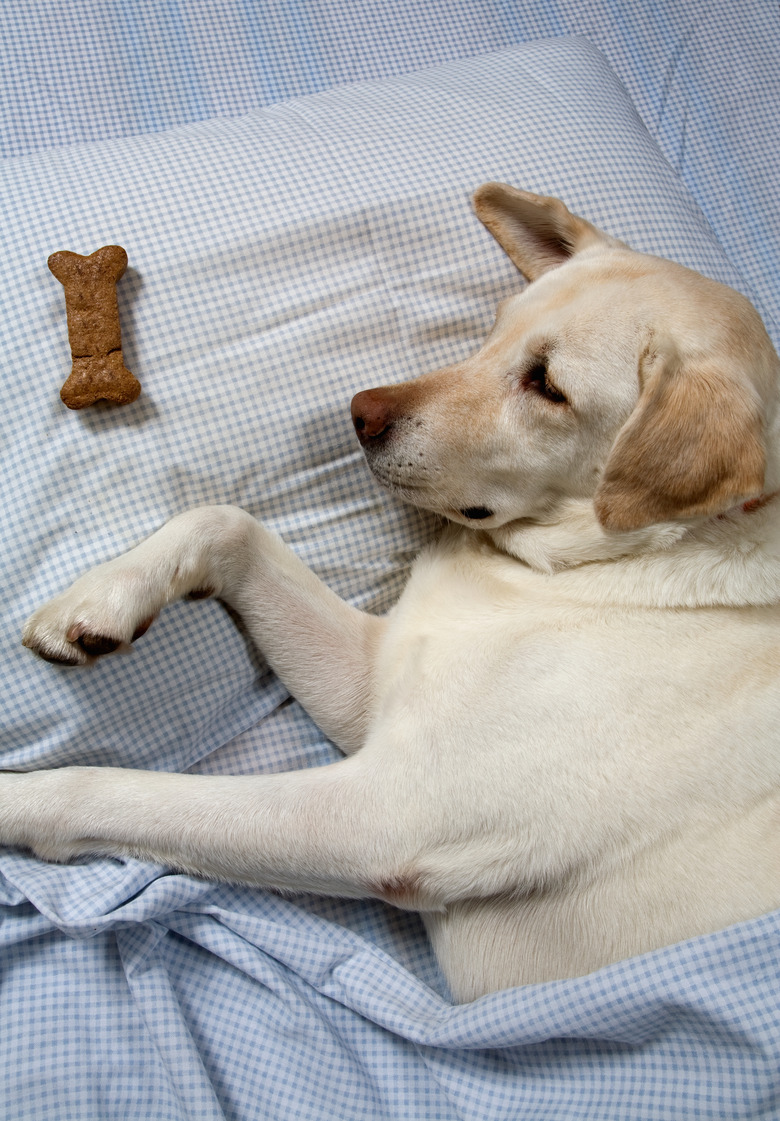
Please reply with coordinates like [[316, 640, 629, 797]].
[[351, 389, 394, 445]]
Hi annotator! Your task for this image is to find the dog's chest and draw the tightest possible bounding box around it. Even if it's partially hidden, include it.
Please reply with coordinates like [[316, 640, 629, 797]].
[[371, 536, 588, 741], [380, 538, 547, 666], [367, 535, 780, 831]]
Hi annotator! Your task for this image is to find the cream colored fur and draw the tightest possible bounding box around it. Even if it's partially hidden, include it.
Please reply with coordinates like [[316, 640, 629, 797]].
[[9, 185, 780, 1003]]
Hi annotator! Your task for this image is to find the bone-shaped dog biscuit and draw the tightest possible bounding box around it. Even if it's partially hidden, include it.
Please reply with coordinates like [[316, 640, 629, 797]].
[[48, 245, 141, 409]]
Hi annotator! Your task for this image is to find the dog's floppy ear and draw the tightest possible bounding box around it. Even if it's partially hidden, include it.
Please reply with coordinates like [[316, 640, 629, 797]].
[[595, 340, 766, 531], [473, 183, 614, 281]]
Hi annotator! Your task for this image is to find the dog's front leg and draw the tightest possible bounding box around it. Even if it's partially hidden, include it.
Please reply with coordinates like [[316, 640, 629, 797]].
[[0, 757, 416, 898], [22, 506, 385, 753]]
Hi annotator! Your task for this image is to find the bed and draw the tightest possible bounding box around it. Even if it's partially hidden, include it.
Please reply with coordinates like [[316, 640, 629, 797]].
[[2, 3, 779, 1118]]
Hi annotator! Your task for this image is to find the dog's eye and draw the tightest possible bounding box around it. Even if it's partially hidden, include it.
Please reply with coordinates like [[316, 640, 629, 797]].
[[524, 363, 567, 405]]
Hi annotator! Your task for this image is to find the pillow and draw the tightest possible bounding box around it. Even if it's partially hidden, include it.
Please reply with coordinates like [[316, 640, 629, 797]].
[[1, 37, 746, 774]]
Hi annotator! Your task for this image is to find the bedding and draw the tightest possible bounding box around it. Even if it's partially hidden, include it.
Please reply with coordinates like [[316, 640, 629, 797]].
[[2, 7, 780, 1120]]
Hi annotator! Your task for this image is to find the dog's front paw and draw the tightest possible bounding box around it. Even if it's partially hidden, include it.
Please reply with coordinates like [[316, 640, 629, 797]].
[[22, 565, 158, 666]]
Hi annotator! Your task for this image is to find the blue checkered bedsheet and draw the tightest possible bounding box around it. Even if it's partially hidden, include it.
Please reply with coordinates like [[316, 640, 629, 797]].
[[2, 5, 779, 1120]]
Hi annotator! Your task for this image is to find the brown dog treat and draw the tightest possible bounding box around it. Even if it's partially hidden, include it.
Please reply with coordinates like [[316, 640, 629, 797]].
[[48, 245, 141, 409]]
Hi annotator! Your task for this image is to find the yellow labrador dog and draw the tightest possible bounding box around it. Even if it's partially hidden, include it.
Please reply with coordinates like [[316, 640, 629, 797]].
[[10, 185, 780, 1003]]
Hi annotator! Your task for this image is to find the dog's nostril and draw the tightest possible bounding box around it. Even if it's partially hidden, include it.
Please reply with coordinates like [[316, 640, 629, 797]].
[[358, 421, 392, 444], [351, 410, 392, 445]]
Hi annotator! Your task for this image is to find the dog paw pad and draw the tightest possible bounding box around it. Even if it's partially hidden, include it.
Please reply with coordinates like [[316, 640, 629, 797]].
[[34, 645, 85, 667], [131, 616, 156, 641], [185, 587, 215, 601], [76, 633, 122, 657]]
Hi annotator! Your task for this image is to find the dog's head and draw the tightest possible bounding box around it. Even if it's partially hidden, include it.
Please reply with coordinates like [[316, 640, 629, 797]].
[[351, 184, 778, 566]]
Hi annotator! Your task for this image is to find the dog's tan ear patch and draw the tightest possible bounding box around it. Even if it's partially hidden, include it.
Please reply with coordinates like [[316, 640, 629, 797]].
[[473, 183, 611, 281], [595, 345, 765, 531]]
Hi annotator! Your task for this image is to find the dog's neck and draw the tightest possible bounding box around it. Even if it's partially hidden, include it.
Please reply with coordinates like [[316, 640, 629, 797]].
[[487, 494, 780, 608]]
